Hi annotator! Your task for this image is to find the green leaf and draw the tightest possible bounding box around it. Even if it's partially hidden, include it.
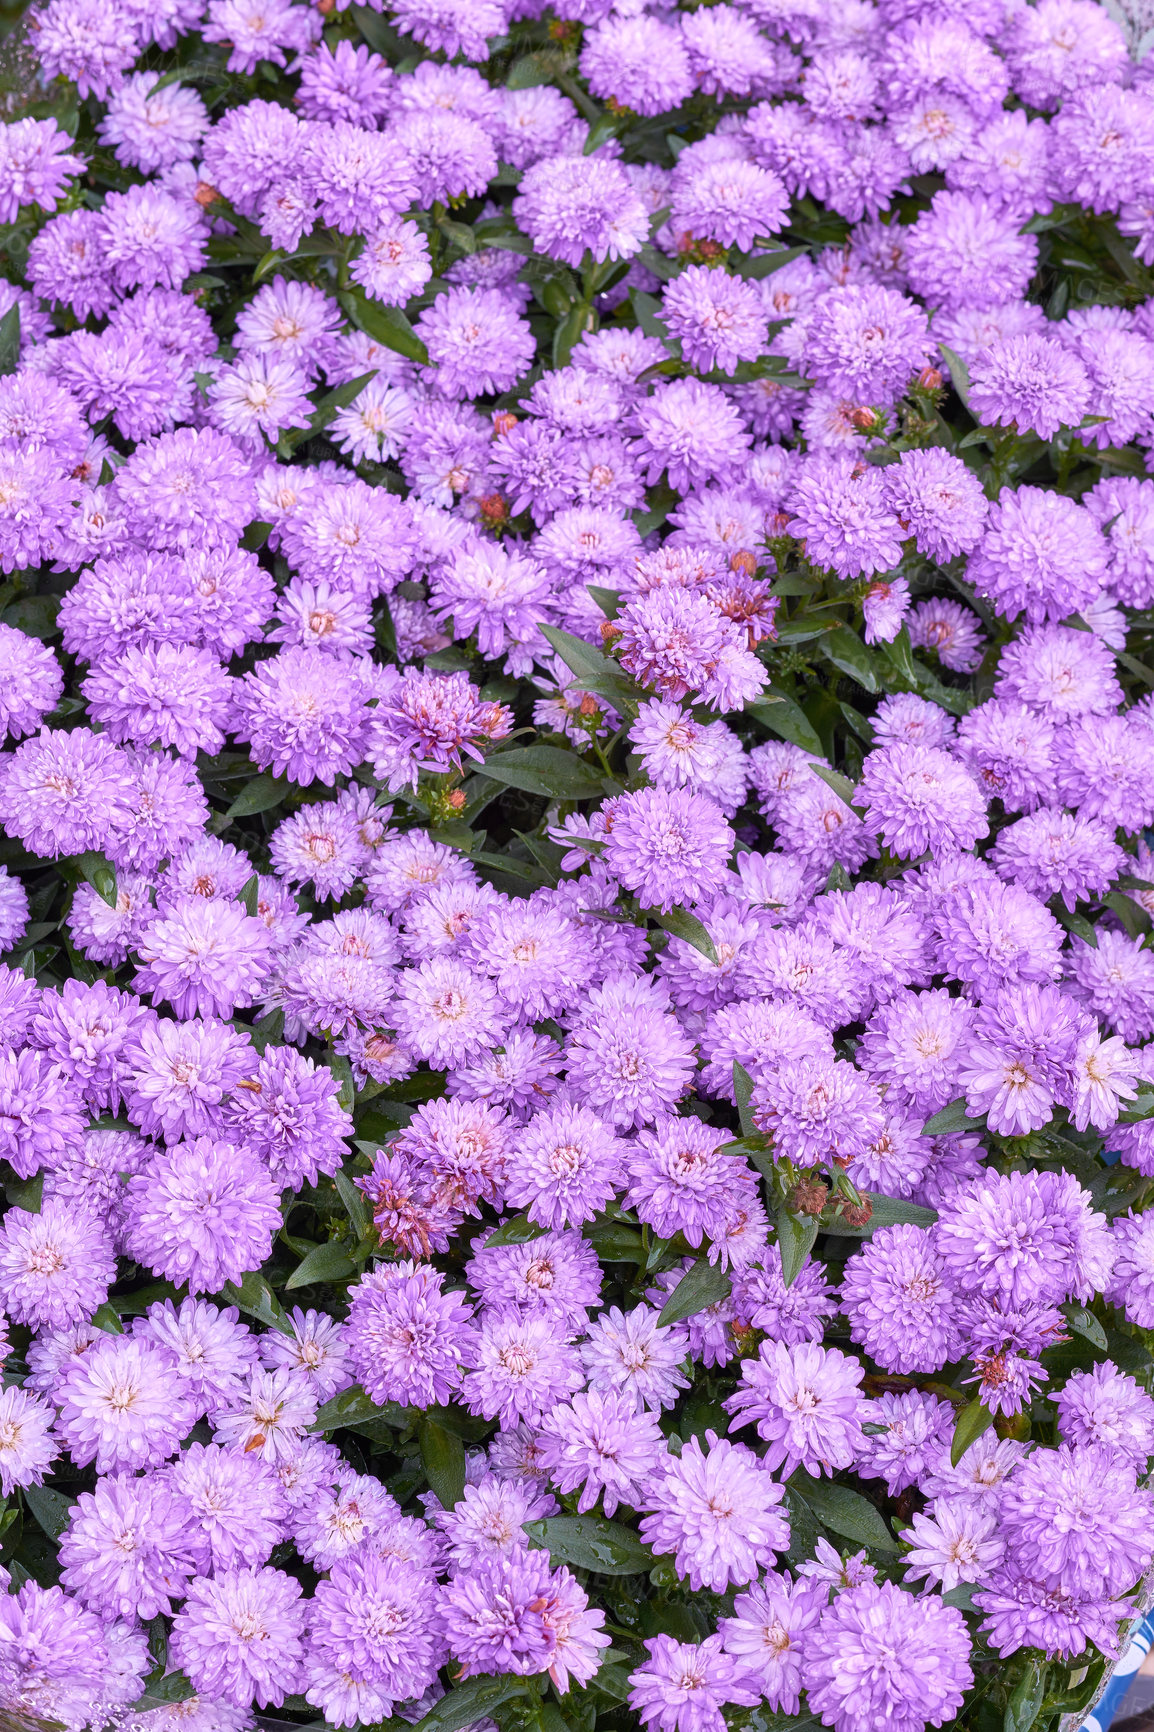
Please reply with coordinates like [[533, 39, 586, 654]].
[[525, 1514, 654, 1575], [818, 624, 880, 694], [923, 1098, 987, 1136], [805, 762, 865, 817], [941, 1584, 980, 1612], [1119, 1088, 1154, 1123], [1053, 904, 1097, 948], [23, 1483, 75, 1541], [820, 1192, 938, 1235], [1005, 1656, 1047, 1732], [733, 1062, 757, 1138], [72, 849, 118, 908], [938, 343, 972, 410], [553, 300, 595, 369], [950, 1399, 995, 1468], [506, 51, 554, 88], [584, 1217, 646, 1264], [485, 1212, 546, 1247], [333, 1168, 370, 1240], [653, 906, 719, 965], [540, 624, 642, 716], [226, 773, 291, 819], [1062, 1302, 1108, 1351], [284, 1239, 357, 1290], [734, 246, 808, 280], [219, 1271, 294, 1336], [5, 1170, 42, 1216], [478, 744, 606, 801], [587, 584, 621, 619], [790, 1472, 899, 1552], [658, 1258, 732, 1327], [311, 1383, 406, 1436], [746, 694, 824, 757], [776, 1210, 818, 1289], [420, 1415, 466, 1510], [92, 1302, 124, 1334], [340, 289, 429, 366], [0, 303, 19, 377], [302, 368, 378, 439], [409, 1676, 529, 1732]]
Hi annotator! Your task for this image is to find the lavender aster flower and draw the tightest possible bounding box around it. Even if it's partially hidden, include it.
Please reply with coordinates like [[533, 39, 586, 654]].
[[801, 1580, 972, 1732], [346, 1262, 474, 1409], [539, 1386, 665, 1516], [640, 1430, 789, 1591], [0, 1383, 56, 1496], [726, 1340, 867, 1478], [57, 1334, 199, 1474], [59, 1472, 199, 1620], [0, 1197, 115, 1330], [630, 1634, 760, 1732], [170, 1567, 305, 1710], [124, 1136, 281, 1294], [841, 1225, 958, 1375]]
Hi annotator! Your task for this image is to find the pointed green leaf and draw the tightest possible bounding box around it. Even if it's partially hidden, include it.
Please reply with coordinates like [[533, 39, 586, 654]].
[[818, 625, 880, 694], [0, 303, 20, 377], [525, 1515, 654, 1576], [733, 1062, 757, 1138], [776, 1210, 818, 1289], [540, 624, 643, 716], [923, 1098, 987, 1136], [285, 1239, 357, 1290], [657, 1258, 732, 1327], [790, 1472, 899, 1552], [1005, 1656, 1047, 1732], [219, 1271, 294, 1336], [226, 773, 291, 819], [654, 906, 718, 965], [409, 1676, 529, 1732], [746, 694, 824, 757], [340, 289, 429, 366], [420, 1415, 466, 1510], [938, 343, 972, 410], [820, 1192, 938, 1235], [23, 1483, 75, 1541], [485, 1212, 546, 1247], [72, 849, 118, 908], [806, 762, 865, 817], [950, 1399, 994, 1468], [1062, 1303, 1107, 1351], [478, 744, 606, 801]]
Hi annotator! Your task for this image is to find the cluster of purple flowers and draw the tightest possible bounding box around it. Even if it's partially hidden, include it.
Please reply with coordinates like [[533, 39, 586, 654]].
[[6, 0, 1154, 1728]]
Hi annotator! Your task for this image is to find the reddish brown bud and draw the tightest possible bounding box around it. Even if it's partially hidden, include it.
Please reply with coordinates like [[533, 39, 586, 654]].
[[917, 366, 943, 392], [478, 492, 509, 529], [849, 407, 879, 432], [193, 181, 220, 209], [491, 411, 518, 437], [578, 693, 601, 718], [837, 1199, 874, 1229], [446, 788, 467, 811], [730, 549, 758, 576], [600, 621, 622, 649], [788, 1178, 829, 1218]]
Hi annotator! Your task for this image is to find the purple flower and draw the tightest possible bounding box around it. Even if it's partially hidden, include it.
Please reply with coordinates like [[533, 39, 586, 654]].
[[999, 1443, 1154, 1599], [670, 154, 789, 251], [0, 1383, 56, 1496], [212, 1366, 318, 1463], [0, 726, 133, 860], [168, 1441, 288, 1572], [0, 1196, 115, 1331], [1056, 1363, 1154, 1470], [787, 456, 906, 580], [640, 1430, 789, 1592], [969, 486, 1108, 626], [857, 1390, 955, 1497], [905, 190, 1037, 309], [801, 1580, 972, 1732], [841, 1225, 959, 1375], [581, 1304, 690, 1413], [463, 1314, 586, 1427], [564, 982, 696, 1130], [958, 983, 1088, 1134], [1055, 713, 1154, 835], [604, 786, 734, 914], [309, 1551, 443, 1709], [504, 1103, 625, 1230], [233, 647, 370, 786], [170, 1566, 305, 1710], [662, 267, 768, 375], [726, 1340, 867, 1479], [969, 333, 1091, 440], [57, 1334, 199, 1475], [59, 1471, 199, 1621], [857, 743, 988, 860], [124, 1136, 281, 1294], [934, 878, 1065, 999], [752, 1055, 883, 1167], [720, 1573, 823, 1713], [630, 1633, 760, 1732], [538, 1386, 665, 1516], [882, 447, 989, 560], [976, 1566, 1122, 1660], [467, 1229, 600, 1324], [804, 284, 932, 406], [627, 1118, 756, 1249], [514, 153, 649, 268], [0, 1579, 113, 1726], [634, 379, 752, 497], [936, 1168, 1111, 1309], [135, 897, 272, 1021], [346, 1261, 474, 1409]]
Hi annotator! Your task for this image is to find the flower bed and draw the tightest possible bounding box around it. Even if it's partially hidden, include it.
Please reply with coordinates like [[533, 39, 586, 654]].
[[3, 0, 1154, 1730]]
